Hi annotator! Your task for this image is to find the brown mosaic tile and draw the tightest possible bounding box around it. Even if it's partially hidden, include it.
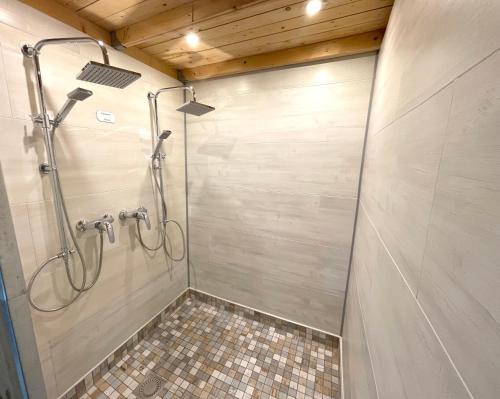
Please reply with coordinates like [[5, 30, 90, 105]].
[[64, 289, 340, 399]]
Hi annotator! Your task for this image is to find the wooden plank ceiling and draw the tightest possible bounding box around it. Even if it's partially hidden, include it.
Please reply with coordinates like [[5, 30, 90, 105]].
[[25, 0, 393, 80]]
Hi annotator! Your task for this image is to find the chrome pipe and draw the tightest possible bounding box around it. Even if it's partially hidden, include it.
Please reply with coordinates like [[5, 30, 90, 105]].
[[148, 85, 196, 101], [142, 90, 187, 262], [21, 37, 110, 260], [23, 37, 110, 65], [31, 52, 70, 260], [21, 37, 118, 312]]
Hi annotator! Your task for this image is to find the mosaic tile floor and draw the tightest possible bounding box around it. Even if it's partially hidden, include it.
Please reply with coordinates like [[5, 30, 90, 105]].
[[81, 295, 340, 399]]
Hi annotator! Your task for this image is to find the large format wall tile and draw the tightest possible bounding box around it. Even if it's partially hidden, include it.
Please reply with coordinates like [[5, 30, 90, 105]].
[[361, 86, 454, 293], [367, 0, 500, 135], [342, 269, 377, 399], [418, 50, 500, 399], [353, 208, 470, 399], [344, 2, 500, 397], [188, 56, 375, 334]]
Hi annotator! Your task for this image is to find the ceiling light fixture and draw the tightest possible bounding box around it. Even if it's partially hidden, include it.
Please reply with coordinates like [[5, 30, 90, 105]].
[[305, 0, 322, 16], [186, 32, 200, 47]]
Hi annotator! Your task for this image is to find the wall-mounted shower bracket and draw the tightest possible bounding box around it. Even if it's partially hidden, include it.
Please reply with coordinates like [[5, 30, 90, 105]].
[[76, 214, 115, 243], [119, 207, 151, 230], [39, 162, 55, 174], [21, 44, 36, 58], [152, 153, 166, 171], [56, 248, 76, 260], [152, 153, 166, 160]]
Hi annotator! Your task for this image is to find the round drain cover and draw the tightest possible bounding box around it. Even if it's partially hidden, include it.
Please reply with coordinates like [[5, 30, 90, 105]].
[[139, 376, 161, 397]]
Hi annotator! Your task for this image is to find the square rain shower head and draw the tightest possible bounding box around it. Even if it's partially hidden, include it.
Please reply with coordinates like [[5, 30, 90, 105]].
[[76, 61, 141, 89], [176, 100, 215, 116]]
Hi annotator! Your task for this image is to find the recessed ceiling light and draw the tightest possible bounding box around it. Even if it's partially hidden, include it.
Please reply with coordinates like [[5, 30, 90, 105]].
[[186, 32, 200, 47], [305, 0, 322, 16]]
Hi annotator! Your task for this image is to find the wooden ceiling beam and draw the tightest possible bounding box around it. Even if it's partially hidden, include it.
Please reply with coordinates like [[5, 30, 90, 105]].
[[180, 29, 384, 81], [19, 0, 178, 79], [163, 6, 391, 67], [143, 0, 391, 57], [113, 0, 261, 48]]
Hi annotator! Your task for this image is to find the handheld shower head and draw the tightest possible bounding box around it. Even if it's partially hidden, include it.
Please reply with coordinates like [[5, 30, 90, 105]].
[[152, 130, 172, 159], [77, 61, 141, 88], [159, 130, 172, 140], [67, 87, 93, 101], [54, 87, 93, 126]]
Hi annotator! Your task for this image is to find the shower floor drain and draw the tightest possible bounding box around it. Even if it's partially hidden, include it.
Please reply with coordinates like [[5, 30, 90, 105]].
[[133, 373, 166, 398]]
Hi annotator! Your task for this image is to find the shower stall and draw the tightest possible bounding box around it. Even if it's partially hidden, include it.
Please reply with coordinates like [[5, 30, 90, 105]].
[[0, 0, 498, 398], [120, 85, 214, 266]]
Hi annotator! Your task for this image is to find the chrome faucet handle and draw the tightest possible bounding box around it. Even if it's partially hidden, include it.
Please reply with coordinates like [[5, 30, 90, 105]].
[[97, 219, 115, 243], [119, 206, 151, 230], [76, 214, 115, 243], [136, 207, 151, 230]]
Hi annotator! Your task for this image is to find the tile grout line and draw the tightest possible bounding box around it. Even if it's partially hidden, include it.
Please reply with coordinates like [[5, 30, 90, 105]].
[[359, 202, 475, 399], [56, 288, 191, 399], [340, 52, 379, 336], [372, 47, 500, 139], [190, 287, 342, 340], [82, 287, 341, 398], [414, 81, 456, 299], [353, 269, 381, 399], [339, 51, 380, 399]]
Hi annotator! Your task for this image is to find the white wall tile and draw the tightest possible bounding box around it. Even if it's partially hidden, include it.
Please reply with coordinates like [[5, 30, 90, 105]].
[[353, 208, 470, 399], [361, 86, 454, 292], [342, 268, 377, 399], [418, 50, 500, 399], [189, 56, 375, 334], [344, 1, 500, 397]]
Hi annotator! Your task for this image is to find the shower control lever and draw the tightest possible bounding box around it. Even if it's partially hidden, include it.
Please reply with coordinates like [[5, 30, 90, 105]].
[[76, 214, 115, 243], [119, 207, 151, 230]]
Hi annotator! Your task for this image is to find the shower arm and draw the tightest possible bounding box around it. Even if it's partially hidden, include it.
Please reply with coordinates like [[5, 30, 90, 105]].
[[147, 85, 193, 161], [21, 37, 109, 259], [22, 37, 109, 128], [148, 85, 196, 101]]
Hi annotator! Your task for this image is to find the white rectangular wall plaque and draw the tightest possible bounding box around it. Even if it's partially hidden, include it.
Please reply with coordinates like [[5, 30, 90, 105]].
[[96, 110, 115, 123]]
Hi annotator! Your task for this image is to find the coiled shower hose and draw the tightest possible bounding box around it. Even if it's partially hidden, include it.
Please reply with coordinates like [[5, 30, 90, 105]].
[[27, 126, 105, 312], [136, 163, 186, 262]]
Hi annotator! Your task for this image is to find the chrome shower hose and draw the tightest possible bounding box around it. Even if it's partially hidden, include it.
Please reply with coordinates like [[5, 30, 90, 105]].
[[135, 164, 186, 262], [27, 127, 105, 312]]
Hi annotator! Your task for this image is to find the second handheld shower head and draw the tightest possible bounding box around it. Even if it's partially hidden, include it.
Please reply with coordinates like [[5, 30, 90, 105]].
[[152, 130, 172, 159]]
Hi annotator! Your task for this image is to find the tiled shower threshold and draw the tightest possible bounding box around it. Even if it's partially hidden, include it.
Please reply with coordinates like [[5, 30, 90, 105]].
[[63, 290, 341, 399]]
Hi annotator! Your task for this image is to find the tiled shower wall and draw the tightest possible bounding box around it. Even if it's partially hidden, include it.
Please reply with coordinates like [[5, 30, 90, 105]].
[[187, 55, 376, 334], [343, 0, 500, 398], [0, 1, 188, 397]]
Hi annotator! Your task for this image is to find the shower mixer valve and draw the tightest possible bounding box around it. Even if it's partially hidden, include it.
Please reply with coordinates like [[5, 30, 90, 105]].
[[119, 207, 151, 230], [76, 214, 115, 243]]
